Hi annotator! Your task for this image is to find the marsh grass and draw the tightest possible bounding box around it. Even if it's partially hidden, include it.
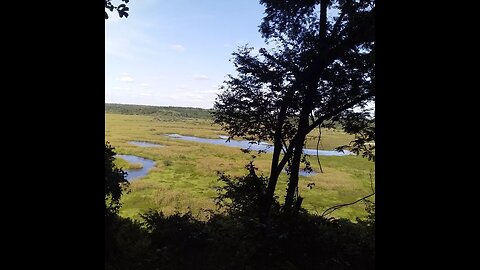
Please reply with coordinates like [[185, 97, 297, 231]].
[[114, 157, 144, 170], [106, 113, 374, 221]]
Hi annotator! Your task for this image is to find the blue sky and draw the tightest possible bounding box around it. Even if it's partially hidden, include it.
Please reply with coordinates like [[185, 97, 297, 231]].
[[105, 0, 268, 109]]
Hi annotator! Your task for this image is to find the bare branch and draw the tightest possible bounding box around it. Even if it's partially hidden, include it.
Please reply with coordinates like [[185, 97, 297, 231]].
[[321, 192, 375, 217], [307, 91, 374, 134], [316, 125, 324, 173], [331, 0, 353, 37]]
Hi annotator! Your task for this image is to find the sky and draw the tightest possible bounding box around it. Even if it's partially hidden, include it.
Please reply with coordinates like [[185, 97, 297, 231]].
[[105, 0, 269, 109]]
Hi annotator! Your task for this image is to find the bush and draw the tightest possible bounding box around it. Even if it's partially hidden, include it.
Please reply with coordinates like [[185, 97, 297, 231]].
[[215, 162, 280, 220], [105, 142, 129, 216]]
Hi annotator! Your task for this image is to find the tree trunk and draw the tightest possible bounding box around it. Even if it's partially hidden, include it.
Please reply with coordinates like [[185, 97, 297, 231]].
[[262, 89, 295, 218], [284, 109, 309, 212], [261, 112, 285, 217], [284, 0, 329, 213]]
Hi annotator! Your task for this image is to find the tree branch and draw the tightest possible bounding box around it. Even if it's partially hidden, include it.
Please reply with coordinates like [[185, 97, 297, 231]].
[[307, 91, 374, 134], [331, 0, 352, 37], [319, 0, 328, 41], [316, 125, 324, 173], [321, 192, 375, 217]]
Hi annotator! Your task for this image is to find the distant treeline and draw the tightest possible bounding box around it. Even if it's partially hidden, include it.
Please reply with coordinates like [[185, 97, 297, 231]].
[[105, 103, 213, 119]]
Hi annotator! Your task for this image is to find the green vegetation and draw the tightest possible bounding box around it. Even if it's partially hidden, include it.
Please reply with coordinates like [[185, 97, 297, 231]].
[[105, 103, 213, 120], [105, 0, 375, 267], [105, 111, 374, 221], [105, 153, 375, 270], [114, 156, 144, 170]]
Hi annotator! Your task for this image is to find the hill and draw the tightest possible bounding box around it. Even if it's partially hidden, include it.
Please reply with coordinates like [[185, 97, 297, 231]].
[[105, 103, 213, 120]]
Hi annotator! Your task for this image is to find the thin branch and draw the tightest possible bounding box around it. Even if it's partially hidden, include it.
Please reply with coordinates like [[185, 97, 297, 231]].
[[281, 138, 289, 154], [306, 91, 374, 134], [331, 0, 353, 37], [321, 192, 375, 217], [316, 125, 324, 173], [309, 112, 324, 173], [275, 134, 298, 175], [319, 0, 328, 41]]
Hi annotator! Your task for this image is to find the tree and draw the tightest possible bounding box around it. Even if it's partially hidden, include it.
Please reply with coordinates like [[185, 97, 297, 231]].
[[105, 142, 129, 216], [213, 0, 375, 216], [105, 0, 130, 20]]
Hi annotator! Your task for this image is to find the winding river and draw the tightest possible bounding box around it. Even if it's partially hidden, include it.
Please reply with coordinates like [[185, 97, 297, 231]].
[[116, 154, 156, 181], [118, 134, 352, 179], [166, 134, 352, 156]]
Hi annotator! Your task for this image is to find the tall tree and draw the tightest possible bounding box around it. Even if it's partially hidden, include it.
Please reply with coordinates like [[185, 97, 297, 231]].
[[213, 0, 375, 216]]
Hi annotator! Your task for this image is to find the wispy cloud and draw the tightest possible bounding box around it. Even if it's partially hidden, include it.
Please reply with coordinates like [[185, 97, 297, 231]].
[[170, 44, 186, 52], [119, 73, 134, 83], [193, 74, 209, 80], [141, 83, 150, 87]]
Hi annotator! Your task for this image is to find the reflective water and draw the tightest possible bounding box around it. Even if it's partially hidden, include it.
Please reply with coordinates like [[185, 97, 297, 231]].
[[166, 134, 351, 156], [116, 154, 156, 181]]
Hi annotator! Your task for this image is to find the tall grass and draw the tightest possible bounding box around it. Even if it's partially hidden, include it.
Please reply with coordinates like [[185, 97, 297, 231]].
[[106, 113, 374, 221]]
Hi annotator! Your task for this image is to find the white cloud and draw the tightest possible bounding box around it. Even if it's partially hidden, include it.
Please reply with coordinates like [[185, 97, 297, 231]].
[[170, 44, 186, 52], [119, 72, 134, 83], [120, 76, 134, 82], [141, 83, 150, 87], [193, 74, 209, 80]]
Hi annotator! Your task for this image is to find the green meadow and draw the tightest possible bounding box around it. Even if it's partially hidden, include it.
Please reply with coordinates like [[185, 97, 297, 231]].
[[105, 107, 375, 221]]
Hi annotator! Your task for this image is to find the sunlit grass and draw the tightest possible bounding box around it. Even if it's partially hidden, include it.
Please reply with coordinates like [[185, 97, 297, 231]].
[[106, 113, 374, 221]]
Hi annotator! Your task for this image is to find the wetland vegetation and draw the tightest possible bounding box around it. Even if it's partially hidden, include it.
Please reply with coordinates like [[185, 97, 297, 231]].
[[105, 106, 374, 221]]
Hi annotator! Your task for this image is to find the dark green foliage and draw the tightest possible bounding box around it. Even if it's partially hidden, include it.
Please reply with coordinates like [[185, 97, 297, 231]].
[[135, 209, 374, 270], [105, 215, 154, 270], [106, 143, 150, 269], [105, 142, 129, 216], [105, 103, 213, 120], [105, 0, 130, 19], [216, 162, 281, 219], [105, 166, 374, 270], [335, 112, 375, 161]]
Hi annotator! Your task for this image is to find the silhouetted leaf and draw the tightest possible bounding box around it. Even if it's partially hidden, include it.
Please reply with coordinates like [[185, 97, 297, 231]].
[[117, 4, 129, 18]]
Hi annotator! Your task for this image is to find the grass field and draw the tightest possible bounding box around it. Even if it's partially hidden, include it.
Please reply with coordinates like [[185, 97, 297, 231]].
[[105, 111, 374, 221]]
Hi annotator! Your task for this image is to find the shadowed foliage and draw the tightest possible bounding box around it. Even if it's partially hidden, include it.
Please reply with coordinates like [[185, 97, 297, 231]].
[[105, 142, 129, 216], [105, 165, 375, 270], [216, 161, 281, 219]]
